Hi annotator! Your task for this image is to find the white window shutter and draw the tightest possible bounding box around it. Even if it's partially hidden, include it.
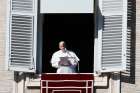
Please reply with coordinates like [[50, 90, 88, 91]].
[[7, 0, 38, 72], [97, 0, 128, 72]]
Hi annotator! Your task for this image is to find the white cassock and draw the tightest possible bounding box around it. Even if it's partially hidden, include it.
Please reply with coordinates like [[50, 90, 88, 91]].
[[51, 49, 80, 73]]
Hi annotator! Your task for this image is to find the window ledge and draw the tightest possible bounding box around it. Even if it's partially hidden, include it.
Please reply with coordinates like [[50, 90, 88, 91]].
[[26, 81, 40, 87], [26, 77, 41, 87], [94, 76, 108, 86], [26, 73, 108, 87]]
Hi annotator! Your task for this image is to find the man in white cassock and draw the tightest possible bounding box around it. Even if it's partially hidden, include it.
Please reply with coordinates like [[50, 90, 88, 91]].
[[51, 41, 80, 73]]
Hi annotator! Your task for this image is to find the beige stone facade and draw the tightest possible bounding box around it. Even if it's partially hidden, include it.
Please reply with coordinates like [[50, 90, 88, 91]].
[[0, 0, 139, 93], [0, 0, 14, 93]]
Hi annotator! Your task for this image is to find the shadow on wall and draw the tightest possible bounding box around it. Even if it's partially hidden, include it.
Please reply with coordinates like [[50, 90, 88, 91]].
[[94, 0, 111, 91], [121, 0, 136, 84]]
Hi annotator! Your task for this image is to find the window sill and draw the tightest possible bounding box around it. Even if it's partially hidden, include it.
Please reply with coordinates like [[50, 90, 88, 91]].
[[26, 73, 108, 87], [26, 75, 41, 87], [94, 75, 108, 86], [26, 81, 40, 87]]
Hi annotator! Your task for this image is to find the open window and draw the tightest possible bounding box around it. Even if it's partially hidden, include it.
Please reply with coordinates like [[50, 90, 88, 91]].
[[6, 0, 128, 74], [42, 14, 94, 73]]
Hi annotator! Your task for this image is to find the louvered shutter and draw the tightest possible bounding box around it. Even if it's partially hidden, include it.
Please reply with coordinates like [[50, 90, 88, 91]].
[[7, 0, 38, 72], [97, 0, 127, 72]]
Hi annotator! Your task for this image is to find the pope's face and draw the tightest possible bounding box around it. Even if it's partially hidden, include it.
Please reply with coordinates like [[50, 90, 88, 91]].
[[59, 42, 65, 50]]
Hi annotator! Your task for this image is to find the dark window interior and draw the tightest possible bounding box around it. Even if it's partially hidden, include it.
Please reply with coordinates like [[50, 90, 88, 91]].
[[42, 14, 94, 73]]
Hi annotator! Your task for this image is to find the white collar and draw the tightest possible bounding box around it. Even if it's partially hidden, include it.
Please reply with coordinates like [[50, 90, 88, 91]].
[[60, 48, 67, 53]]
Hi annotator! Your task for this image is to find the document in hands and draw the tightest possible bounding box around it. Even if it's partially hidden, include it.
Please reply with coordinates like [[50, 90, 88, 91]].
[[59, 57, 71, 66]]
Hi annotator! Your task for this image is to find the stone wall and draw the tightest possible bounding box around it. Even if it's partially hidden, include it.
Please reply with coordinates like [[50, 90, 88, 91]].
[[0, 0, 14, 93]]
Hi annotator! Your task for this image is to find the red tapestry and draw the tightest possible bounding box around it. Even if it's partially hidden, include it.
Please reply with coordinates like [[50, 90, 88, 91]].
[[41, 74, 94, 93]]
